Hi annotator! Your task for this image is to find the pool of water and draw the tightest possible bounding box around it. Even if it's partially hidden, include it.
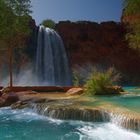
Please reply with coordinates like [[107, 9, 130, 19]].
[[0, 107, 140, 140], [95, 87, 140, 113], [80, 87, 140, 113]]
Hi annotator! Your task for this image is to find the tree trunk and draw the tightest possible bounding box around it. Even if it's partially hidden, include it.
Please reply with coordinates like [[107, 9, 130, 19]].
[[9, 46, 13, 89]]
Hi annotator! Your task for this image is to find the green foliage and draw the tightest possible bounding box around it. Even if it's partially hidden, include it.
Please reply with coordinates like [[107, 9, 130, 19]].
[[41, 19, 56, 29], [123, 0, 140, 50], [73, 71, 82, 86], [126, 24, 140, 49], [5, 0, 32, 16], [123, 0, 140, 16], [0, 0, 32, 46], [84, 68, 120, 95]]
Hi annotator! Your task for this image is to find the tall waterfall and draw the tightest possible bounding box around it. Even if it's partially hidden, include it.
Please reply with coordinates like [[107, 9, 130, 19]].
[[35, 26, 72, 86]]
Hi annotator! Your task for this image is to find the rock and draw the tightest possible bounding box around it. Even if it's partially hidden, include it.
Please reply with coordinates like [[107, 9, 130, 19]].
[[1, 87, 11, 93], [66, 88, 84, 96], [0, 92, 19, 107], [56, 21, 140, 84], [0, 90, 3, 96], [11, 101, 29, 109], [105, 86, 124, 94], [102, 86, 124, 95]]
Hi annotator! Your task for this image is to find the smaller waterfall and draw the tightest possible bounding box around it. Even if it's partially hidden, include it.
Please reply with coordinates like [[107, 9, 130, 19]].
[[35, 104, 110, 122], [35, 103, 140, 132], [35, 26, 72, 86], [110, 113, 140, 132]]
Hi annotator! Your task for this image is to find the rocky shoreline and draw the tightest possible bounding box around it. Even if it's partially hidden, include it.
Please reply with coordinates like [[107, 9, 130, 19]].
[[0, 86, 140, 133]]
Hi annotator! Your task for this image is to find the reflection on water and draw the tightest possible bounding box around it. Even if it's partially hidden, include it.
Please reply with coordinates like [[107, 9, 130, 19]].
[[0, 107, 140, 140]]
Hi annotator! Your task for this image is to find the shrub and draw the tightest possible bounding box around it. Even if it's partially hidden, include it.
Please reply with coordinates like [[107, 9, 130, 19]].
[[72, 71, 83, 86], [84, 67, 121, 95], [41, 19, 56, 29]]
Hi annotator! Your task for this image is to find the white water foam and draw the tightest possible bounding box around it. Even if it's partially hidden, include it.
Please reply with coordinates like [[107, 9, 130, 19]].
[[1, 107, 140, 140], [77, 123, 140, 140]]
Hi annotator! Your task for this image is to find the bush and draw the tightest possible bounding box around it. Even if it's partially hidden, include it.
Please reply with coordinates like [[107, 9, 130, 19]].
[[72, 71, 83, 86], [84, 67, 121, 95], [41, 19, 56, 29]]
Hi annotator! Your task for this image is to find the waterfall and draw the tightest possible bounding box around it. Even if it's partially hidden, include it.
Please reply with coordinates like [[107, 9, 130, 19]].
[[110, 112, 140, 132], [35, 25, 72, 86], [35, 103, 110, 122], [34, 103, 140, 132]]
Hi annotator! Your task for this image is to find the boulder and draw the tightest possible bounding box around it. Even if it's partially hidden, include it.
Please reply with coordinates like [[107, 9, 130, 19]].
[[11, 101, 29, 109], [0, 92, 19, 107], [66, 88, 84, 96], [103, 86, 124, 95]]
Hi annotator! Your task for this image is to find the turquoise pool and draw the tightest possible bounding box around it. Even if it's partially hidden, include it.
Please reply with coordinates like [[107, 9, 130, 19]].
[[95, 87, 140, 113], [0, 107, 140, 140]]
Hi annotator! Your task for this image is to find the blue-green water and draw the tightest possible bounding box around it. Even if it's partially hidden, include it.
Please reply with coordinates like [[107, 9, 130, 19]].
[[80, 87, 140, 113], [96, 87, 140, 113], [0, 107, 140, 140], [1, 87, 140, 140]]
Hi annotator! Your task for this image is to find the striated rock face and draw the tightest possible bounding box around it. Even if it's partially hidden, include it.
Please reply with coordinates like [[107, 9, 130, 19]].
[[55, 21, 140, 84]]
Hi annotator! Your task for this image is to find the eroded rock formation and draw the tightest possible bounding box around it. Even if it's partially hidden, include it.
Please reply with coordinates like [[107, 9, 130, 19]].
[[55, 21, 140, 85]]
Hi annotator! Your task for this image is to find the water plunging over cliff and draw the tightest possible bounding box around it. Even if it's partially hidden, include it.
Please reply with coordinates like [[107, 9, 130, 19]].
[[35, 26, 72, 86]]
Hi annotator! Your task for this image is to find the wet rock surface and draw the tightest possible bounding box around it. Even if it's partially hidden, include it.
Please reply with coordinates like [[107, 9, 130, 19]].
[[66, 87, 84, 96], [11, 101, 30, 109], [0, 92, 19, 107], [36, 104, 110, 122]]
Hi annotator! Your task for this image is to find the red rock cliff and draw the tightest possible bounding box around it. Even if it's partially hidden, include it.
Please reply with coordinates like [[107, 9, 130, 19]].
[[55, 21, 140, 84]]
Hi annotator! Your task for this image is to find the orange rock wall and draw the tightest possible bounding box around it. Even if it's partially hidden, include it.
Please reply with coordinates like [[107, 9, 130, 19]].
[[56, 21, 140, 84]]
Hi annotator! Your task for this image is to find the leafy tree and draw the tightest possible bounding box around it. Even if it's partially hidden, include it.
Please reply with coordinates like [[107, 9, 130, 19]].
[[123, 0, 140, 16], [41, 19, 56, 29], [123, 0, 140, 50], [0, 0, 32, 87]]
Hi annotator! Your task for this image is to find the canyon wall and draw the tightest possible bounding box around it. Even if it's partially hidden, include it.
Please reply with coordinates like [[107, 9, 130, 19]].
[[55, 21, 140, 85]]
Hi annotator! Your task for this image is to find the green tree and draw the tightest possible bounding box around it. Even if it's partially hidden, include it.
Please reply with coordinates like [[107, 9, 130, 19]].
[[123, 0, 140, 16], [41, 19, 56, 29], [0, 0, 32, 88], [123, 0, 140, 50]]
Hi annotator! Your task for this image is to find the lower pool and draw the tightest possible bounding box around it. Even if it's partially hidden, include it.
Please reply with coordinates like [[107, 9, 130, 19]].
[[0, 107, 140, 140]]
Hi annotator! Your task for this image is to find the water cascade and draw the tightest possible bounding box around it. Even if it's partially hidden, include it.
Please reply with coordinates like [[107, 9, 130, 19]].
[[35, 26, 72, 86], [35, 104, 110, 122], [35, 103, 140, 132], [110, 112, 140, 132]]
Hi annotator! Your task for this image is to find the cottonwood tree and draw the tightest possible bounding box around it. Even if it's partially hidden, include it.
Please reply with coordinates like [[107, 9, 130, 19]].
[[0, 0, 32, 88]]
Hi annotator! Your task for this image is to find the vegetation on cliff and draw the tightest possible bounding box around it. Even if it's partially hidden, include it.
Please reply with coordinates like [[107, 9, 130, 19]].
[[41, 19, 56, 29], [123, 0, 140, 50], [123, 0, 140, 16]]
